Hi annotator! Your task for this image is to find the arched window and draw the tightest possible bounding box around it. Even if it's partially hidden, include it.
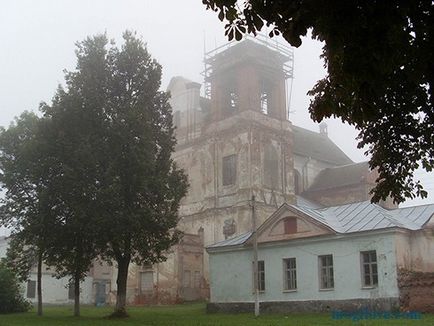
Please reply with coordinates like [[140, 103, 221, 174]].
[[264, 145, 278, 188]]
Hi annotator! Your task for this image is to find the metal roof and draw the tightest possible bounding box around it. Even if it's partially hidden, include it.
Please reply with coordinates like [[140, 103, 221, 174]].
[[206, 232, 252, 249], [292, 201, 433, 233], [306, 162, 370, 191], [207, 200, 434, 249], [292, 126, 353, 166]]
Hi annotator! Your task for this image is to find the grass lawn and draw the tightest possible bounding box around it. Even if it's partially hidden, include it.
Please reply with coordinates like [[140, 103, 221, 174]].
[[0, 303, 432, 326]]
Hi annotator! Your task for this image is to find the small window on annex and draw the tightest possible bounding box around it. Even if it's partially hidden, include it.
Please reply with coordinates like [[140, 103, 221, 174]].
[[361, 251, 378, 287], [252, 260, 265, 292], [264, 145, 278, 188], [319, 255, 334, 290], [283, 258, 297, 291], [222, 154, 237, 186]]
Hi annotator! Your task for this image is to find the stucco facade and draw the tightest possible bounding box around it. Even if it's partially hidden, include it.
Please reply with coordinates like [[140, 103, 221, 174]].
[[209, 231, 399, 304], [206, 201, 434, 312]]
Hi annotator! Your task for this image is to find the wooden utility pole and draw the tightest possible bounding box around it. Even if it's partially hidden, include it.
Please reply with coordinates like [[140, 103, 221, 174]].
[[251, 195, 259, 317]]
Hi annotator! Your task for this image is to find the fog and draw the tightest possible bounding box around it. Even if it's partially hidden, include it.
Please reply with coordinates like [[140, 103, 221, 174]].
[[0, 1, 432, 236]]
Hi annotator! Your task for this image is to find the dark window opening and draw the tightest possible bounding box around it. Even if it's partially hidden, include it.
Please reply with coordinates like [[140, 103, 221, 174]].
[[253, 260, 265, 292], [222, 154, 237, 186], [361, 251, 378, 287], [294, 170, 302, 194], [260, 92, 269, 115], [27, 280, 36, 299], [230, 92, 238, 110], [319, 255, 334, 289], [284, 258, 297, 290], [68, 282, 75, 300]]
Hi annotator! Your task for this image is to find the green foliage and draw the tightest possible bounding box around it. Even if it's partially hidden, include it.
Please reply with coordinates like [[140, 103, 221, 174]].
[[38, 31, 188, 315], [0, 112, 51, 315], [203, 0, 434, 203], [0, 260, 31, 314], [4, 233, 37, 283]]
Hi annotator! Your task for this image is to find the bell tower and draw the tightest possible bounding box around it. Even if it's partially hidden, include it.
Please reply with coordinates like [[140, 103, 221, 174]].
[[174, 36, 295, 249], [204, 39, 292, 122]]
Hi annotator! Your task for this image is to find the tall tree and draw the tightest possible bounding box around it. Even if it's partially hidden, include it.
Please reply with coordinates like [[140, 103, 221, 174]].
[[0, 112, 52, 316], [39, 31, 188, 317], [203, 0, 434, 203], [38, 37, 110, 316]]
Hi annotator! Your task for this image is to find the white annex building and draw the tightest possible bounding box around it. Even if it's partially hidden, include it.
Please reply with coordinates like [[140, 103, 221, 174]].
[[206, 200, 434, 313]]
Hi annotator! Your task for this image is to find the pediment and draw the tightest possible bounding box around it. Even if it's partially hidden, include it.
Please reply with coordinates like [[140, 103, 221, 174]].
[[256, 204, 334, 244]]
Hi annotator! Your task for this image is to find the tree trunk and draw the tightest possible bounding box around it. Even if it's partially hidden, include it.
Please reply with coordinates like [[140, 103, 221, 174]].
[[112, 257, 130, 318], [74, 273, 80, 317], [37, 251, 43, 316]]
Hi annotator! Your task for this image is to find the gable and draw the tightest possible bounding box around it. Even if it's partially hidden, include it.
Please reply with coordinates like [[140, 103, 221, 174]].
[[257, 206, 334, 244]]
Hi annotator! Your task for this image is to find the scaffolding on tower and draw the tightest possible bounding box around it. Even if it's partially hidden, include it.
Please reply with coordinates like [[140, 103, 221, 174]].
[[201, 34, 295, 119]]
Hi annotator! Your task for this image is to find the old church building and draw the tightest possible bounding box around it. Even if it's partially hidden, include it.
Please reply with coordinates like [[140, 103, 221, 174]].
[[129, 37, 407, 305]]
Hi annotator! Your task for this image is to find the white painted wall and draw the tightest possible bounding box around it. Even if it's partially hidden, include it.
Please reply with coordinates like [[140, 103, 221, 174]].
[[1, 237, 94, 305], [24, 274, 94, 305], [209, 231, 399, 303]]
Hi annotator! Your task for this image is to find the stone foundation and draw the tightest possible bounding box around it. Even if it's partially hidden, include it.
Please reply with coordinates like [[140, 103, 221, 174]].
[[398, 269, 434, 313], [207, 298, 399, 314]]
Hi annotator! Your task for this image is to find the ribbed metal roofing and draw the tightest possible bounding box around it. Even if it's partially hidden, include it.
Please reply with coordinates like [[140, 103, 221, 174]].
[[292, 201, 434, 233], [207, 231, 253, 249], [207, 200, 434, 249]]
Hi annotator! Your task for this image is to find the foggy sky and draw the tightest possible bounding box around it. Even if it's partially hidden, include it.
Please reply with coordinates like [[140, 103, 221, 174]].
[[0, 0, 432, 237]]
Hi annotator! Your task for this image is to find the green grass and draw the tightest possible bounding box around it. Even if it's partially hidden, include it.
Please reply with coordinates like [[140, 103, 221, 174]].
[[0, 303, 432, 326]]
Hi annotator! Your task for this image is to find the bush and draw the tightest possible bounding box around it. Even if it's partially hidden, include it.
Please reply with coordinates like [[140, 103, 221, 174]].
[[0, 261, 31, 314]]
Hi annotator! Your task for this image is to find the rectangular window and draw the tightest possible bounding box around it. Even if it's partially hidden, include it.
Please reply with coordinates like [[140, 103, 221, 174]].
[[229, 91, 239, 110], [68, 282, 75, 300], [193, 271, 201, 288], [183, 270, 191, 288], [140, 271, 154, 293], [222, 154, 237, 186], [319, 255, 334, 289], [361, 251, 378, 287], [260, 92, 269, 115], [283, 258, 297, 290], [27, 280, 36, 299], [252, 260, 265, 292]]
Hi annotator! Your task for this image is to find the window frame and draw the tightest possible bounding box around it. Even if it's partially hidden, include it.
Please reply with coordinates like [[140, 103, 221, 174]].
[[283, 258, 297, 291], [318, 254, 334, 290], [222, 154, 237, 186], [252, 260, 265, 292], [26, 280, 36, 299], [360, 250, 378, 288]]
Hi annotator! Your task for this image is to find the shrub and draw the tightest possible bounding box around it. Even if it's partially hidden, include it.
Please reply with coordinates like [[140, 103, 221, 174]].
[[0, 261, 31, 314]]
